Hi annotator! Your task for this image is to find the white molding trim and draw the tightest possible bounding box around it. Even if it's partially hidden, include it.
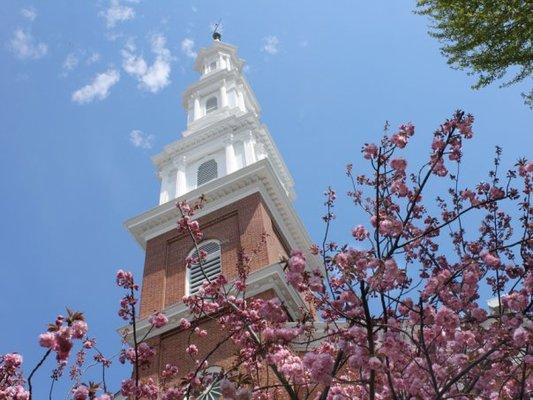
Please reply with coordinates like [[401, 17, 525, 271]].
[[152, 112, 294, 199], [124, 159, 316, 273], [118, 262, 307, 344]]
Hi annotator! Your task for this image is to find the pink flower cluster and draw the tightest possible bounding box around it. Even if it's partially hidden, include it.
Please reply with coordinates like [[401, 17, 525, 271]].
[[0, 354, 29, 400], [38, 312, 88, 364]]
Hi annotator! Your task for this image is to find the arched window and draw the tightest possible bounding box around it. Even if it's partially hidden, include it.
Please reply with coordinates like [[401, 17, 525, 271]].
[[189, 367, 222, 400], [197, 159, 218, 186], [205, 96, 218, 114], [187, 240, 222, 295]]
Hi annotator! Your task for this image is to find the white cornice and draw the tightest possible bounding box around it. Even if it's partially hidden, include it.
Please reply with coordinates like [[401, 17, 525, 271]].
[[124, 160, 318, 272], [118, 263, 307, 344], [152, 113, 295, 196]]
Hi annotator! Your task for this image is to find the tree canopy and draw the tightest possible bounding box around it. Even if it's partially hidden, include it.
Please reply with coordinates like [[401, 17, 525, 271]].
[[416, 0, 533, 105]]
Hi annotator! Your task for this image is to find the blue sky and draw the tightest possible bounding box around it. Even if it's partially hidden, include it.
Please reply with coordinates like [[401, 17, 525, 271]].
[[0, 0, 531, 397]]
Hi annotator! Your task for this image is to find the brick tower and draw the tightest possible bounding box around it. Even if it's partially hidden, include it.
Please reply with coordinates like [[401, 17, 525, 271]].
[[122, 35, 316, 394]]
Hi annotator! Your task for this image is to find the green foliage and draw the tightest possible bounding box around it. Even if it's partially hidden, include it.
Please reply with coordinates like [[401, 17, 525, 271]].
[[416, 0, 533, 106]]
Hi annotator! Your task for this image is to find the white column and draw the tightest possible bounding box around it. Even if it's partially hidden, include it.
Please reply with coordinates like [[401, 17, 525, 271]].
[[238, 88, 245, 111], [187, 99, 194, 125], [159, 170, 170, 204], [193, 96, 201, 120], [220, 82, 228, 108], [243, 131, 257, 166], [174, 156, 187, 197], [225, 135, 236, 175]]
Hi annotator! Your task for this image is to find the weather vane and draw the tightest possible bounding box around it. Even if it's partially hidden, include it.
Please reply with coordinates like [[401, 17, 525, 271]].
[[212, 20, 222, 41]]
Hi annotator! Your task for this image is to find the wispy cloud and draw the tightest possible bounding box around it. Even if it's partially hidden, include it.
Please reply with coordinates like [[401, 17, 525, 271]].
[[122, 34, 172, 93], [72, 69, 120, 104], [181, 38, 197, 59], [62, 52, 79, 72], [262, 36, 279, 55], [86, 52, 101, 65], [129, 130, 154, 149], [9, 29, 48, 59], [20, 7, 37, 21], [99, 0, 135, 28]]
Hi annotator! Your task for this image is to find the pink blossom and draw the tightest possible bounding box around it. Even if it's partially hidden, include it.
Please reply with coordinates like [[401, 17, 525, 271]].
[[72, 384, 89, 400], [3, 353, 23, 368], [390, 158, 407, 171], [288, 250, 306, 273], [38, 332, 55, 348], [368, 356, 382, 370], [435, 306, 459, 332], [193, 327, 207, 337], [149, 312, 169, 329], [258, 298, 287, 323], [363, 143, 378, 159], [512, 326, 529, 347], [178, 318, 191, 329], [70, 320, 88, 339], [303, 352, 334, 386], [502, 292, 528, 312], [116, 269, 137, 289], [186, 344, 198, 356], [161, 363, 179, 378], [351, 225, 368, 241], [482, 252, 500, 267]]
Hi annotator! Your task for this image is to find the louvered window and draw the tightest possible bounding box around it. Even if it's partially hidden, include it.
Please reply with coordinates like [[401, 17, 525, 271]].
[[187, 241, 222, 295], [197, 159, 218, 186], [205, 96, 218, 113]]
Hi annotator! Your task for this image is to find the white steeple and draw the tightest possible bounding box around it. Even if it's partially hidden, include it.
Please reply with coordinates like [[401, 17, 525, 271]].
[[152, 37, 293, 205]]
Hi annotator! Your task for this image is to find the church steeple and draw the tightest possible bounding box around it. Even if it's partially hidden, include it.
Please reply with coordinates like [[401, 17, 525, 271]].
[[122, 38, 319, 376], [152, 38, 293, 205]]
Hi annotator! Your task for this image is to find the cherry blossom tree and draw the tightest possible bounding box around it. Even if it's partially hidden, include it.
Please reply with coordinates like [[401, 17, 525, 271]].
[[1, 111, 531, 400]]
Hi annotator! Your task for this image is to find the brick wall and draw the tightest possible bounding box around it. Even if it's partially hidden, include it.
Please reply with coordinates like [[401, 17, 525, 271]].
[[134, 192, 298, 393], [139, 191, 290, 318]]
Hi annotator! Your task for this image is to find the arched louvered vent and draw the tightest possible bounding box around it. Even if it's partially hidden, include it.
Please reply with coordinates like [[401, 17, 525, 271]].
[[197, 159, 218, 186], [187, 240, 221, 295]]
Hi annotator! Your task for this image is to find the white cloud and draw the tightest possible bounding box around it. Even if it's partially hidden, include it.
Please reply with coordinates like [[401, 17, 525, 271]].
[[129, 130, 154, 149], [181, 38, 197, 59], [62, 52, 79, 71], [100, 0, 135, 28], [9, 29, 48, 59], [262, 36, 279, 55], [72, 69, 120, 104], [122, 35, 172, 93], [20, 7, 37, 21], [86, 52, 101, 65]]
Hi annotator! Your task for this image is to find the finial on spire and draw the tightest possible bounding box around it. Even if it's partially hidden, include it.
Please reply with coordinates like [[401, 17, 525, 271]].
[[212, 20, 222, 41]]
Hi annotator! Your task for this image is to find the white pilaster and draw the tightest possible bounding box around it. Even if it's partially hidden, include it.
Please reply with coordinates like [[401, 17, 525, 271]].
[[193, 97, 201, 120], [243, 131, 257, 166], [174, 156, 187, 197], [225, 134, 236, 175], [238, 87, 245, 111], [220, 83, 228, 108], [159, 170, 170, 205]]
